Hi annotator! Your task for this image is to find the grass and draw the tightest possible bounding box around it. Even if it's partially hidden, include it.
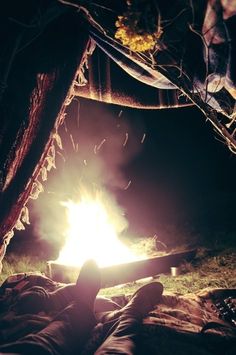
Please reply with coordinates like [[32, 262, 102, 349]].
[[157, 248, 236, 294], [0, 239, 235, 300], [0, 254, 47, 284], [99, 246, 236, 297]]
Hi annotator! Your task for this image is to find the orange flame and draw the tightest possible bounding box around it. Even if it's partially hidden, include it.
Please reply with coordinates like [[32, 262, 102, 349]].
[[56, 192, 143, 267]]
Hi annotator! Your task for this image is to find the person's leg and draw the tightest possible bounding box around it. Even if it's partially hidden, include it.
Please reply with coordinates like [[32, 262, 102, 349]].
[[0, 260, 101, 355], [6, 301, 96, 355], [11, 259, 102, 316], [45, 258, 102, 313], [95, 282, 163, 355], [10, 285, 51, 315]]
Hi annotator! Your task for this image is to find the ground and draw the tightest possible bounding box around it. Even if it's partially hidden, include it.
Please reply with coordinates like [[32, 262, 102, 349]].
[[1, 239, 235, 298]]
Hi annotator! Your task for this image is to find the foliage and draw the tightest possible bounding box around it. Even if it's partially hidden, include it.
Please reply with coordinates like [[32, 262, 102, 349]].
[[114, 0, 162, 52]]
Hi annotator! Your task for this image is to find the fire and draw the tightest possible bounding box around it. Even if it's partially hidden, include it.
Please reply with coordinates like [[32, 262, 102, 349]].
[[56, 192, 142, 267]]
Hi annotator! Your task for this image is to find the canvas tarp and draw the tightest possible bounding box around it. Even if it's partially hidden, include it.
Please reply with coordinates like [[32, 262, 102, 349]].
[[0, 0, 235, 265]]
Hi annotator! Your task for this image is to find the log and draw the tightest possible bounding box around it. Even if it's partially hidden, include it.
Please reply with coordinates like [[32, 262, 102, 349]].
[[47, 249, 196, 287]]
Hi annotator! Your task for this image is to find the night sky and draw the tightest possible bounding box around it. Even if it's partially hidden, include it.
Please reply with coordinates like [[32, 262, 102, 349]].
[[118, 105, 236, 245], [8, 96, 236, 258]]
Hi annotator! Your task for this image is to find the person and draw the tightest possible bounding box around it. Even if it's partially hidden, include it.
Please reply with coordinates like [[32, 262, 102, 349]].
[[0, 260, 163, 355]]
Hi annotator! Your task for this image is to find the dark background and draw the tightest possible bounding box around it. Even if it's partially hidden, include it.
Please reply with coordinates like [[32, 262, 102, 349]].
[[9, 98, 236, 258]]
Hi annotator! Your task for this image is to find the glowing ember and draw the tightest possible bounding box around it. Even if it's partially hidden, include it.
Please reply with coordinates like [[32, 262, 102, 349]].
[[56, 194, 141, 267]]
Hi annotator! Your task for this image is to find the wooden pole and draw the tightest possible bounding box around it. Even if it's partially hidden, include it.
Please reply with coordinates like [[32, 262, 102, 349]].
[[47, 249, 196, 287]]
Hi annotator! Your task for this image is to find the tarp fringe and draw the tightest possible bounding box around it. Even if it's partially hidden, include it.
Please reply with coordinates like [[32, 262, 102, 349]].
[[53, 132, 63, 150], [74, 38, 96, 88], [41, 166, 48, 182], [15, 218, 25, 231], [45, 144, 56, 171], [29, 180, 44, 200], [20, 206, 30, 225], [4, 129, 64, 246]]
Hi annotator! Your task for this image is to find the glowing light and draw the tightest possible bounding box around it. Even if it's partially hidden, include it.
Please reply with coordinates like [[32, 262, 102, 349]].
[[141, 133, 146, 144], [124, 180, 132, 190], [123, 132, 128, 146], [56, 193, 141, 267], [97, 138, 106, 151]]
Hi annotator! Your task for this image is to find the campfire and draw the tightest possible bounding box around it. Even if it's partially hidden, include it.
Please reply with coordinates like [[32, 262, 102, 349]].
[[55, 189, 143, 268], [47, 187, 196, 286]]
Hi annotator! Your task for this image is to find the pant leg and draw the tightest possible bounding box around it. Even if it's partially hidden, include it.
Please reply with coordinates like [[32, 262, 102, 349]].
[[95, 314, 141, 355], [0, 302, 97, 355]]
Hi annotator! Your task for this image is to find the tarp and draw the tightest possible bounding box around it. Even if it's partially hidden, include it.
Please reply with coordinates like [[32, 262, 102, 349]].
[[0, 0, 235, 264]]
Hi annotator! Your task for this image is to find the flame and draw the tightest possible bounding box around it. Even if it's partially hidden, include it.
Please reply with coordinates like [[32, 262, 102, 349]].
[[56, 192, 141, 267]]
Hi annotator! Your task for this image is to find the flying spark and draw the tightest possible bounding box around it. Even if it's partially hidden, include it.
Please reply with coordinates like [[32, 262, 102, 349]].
[[124, 180, 131, 190], [64, 121, 68, 133], [70, 134, 76, 151], [118, 110, 123, 118], [141, 133, 146, 143], [97, 138, 106, 151], [123, 133, 128, 147]]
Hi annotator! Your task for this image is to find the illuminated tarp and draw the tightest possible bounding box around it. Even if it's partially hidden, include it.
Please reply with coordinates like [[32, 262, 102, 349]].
[[0, 0, 235, 265]]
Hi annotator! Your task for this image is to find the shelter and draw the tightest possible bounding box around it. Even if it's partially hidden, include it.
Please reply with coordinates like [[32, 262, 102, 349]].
[[0, 0, 235, 266]]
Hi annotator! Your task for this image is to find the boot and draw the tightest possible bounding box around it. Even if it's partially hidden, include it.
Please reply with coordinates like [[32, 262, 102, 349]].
[[102, 281, 163, 323], [95, 282, 163, 355], [75, 259, 101, 309]]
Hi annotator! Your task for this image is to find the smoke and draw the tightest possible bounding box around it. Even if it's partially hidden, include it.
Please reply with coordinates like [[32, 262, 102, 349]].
[[31, 99, 145, 254], [65, 100, 144, 189]]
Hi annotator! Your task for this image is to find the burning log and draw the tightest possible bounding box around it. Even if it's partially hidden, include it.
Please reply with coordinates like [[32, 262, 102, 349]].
[[47, 249, 196, 287]]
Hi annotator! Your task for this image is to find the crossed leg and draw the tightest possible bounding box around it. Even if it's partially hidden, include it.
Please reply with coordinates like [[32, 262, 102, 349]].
[[0, 261, 163, 355]]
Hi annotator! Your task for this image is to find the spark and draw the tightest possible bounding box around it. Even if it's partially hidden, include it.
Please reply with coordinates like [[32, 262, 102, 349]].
[[64, 121, 68, 133], [141, 133, 146, 143], [118, 110, 123, 118], [94, 145, 97, 154], [124, 180, 131, 190], [123, 133, 128, 147], [97, 138, 106, 151], [84, 159, 87, 166], [70, 134, 76, 151]]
